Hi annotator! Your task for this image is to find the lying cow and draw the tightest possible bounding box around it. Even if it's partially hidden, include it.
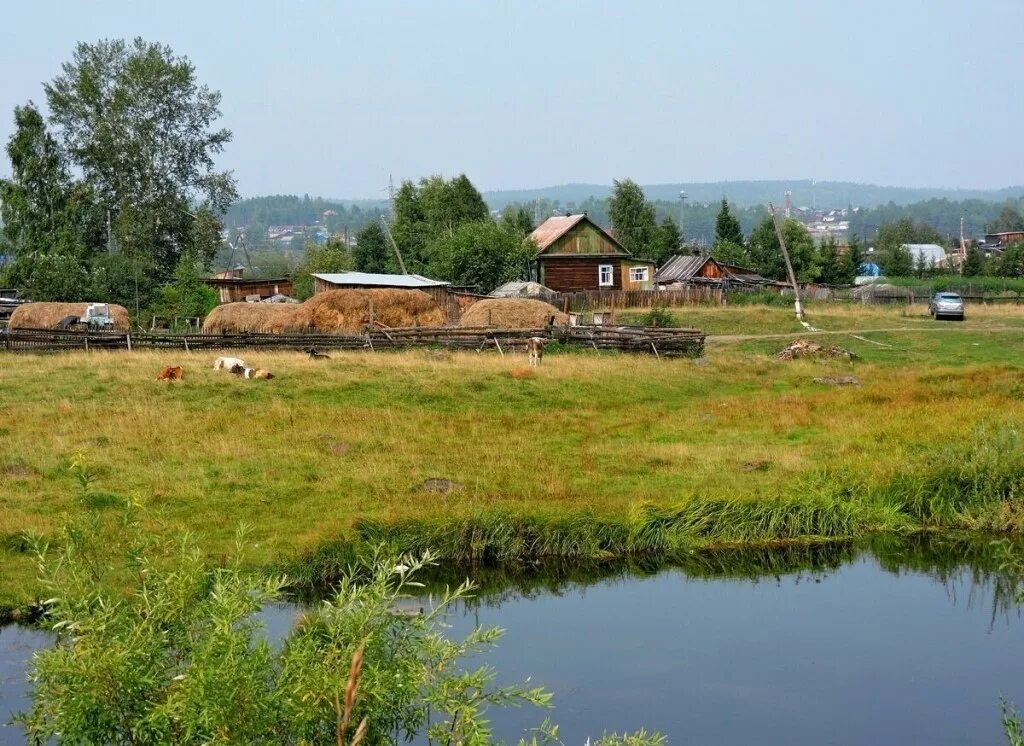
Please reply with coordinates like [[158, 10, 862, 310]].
[[230, 364, 274, 380], [156, 365, 183, 381], [526, 337, 546, 368], [214, 356, 246, 371]]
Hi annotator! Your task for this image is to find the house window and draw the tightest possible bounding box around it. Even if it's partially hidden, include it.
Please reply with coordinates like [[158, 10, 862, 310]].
[[598, 264, 614, 287], [629, 266, 649, 282]]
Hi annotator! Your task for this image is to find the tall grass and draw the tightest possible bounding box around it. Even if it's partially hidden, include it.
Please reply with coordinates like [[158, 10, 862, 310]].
[[876, 422, 1024, 529]]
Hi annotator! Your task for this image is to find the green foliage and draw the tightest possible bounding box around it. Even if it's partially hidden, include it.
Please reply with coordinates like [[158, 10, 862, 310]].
[[962, 246, 986, 276], [815, 237, 848, 285], [391, 174, 490, 274], [649, 216, 682, 266], [988, 204, 1024, 233], [428, 219, 533, 292], [352, 221, 395, 274], [746, 216, 818, 281], [19, 518, 554, 744], [500, 206, 535, 238], [714, 198, 744, 246], [1, 38, 234, 307], [710, 240, 749, 267], [634, 305, 678, 328], [293, 237, 353, 300], [153, 252, 219, 323], [994, 242, 1024, 278], [609, 179, 658, 257], [877, 244, 914, 276], [843, 233, 865, 279]]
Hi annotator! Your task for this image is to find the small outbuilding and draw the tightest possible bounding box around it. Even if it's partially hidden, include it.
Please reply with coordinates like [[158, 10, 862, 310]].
[[204, 269, 294, 304], [311, 272, 451, 305], [655, 254, 782, 288]]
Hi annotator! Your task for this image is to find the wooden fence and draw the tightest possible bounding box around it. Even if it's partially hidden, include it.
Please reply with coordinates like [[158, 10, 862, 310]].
[[1, 325, 705, 358], [542, 285, 726, 312]]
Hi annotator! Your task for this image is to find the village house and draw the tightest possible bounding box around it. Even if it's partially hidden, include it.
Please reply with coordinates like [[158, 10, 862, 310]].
[[530, 214, 656, 292]]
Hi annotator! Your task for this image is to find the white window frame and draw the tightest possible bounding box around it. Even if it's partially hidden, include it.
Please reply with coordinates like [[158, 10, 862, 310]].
[[598, 264, 614, 287], [629, 266, 649, 282]]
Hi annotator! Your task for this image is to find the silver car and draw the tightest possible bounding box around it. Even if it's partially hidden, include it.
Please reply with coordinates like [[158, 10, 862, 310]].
[[929, 292, 965, 321]]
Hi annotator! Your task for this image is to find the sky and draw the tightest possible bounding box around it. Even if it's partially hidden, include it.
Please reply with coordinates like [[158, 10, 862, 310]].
[[1, 0, 1022, 199]]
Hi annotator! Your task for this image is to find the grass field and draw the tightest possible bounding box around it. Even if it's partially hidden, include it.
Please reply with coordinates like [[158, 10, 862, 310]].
[[2, 302, 1024, 613]]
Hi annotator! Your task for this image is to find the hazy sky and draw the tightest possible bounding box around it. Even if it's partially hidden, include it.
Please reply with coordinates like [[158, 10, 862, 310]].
[[2, 1, 1022, 198]]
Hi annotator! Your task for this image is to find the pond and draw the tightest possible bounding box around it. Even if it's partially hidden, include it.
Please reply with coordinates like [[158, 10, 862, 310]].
[[2, 536, 1023, 745]]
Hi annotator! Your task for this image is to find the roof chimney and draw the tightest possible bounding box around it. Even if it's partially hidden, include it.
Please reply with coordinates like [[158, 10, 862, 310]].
[[582, 210, 588, 217]]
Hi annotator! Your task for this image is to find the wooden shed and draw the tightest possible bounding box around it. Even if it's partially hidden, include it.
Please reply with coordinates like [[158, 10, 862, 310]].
[[310, 272, 452, 306], [203, 277, 294, 304], [531, 214, 655, 292]]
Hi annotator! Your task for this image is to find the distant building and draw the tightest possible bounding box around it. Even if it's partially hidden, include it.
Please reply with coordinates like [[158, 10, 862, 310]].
[[984, 231, 1024, 247], [530, 214, 655, 292]]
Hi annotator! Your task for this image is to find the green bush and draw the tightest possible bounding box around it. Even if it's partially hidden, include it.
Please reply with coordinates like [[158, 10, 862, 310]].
[[19, 511, 660, 745]]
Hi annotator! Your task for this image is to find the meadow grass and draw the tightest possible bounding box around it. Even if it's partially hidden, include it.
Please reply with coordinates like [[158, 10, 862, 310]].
[[2, 302, 1024, 612]]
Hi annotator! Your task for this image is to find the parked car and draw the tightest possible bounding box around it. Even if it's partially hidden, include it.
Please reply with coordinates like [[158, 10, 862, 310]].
[[928, 292, 965, 321]]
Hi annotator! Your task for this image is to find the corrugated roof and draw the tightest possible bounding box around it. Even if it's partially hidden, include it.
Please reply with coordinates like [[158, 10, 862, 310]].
[[311, 272, 450, 288], [654, 254, 710, 283]]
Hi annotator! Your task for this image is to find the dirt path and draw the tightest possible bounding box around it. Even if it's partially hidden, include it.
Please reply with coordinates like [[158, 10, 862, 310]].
[[708, 325, 1018, 342]]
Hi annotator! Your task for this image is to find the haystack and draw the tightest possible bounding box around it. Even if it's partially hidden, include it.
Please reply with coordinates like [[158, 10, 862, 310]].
[[458, 298, 568, 329], [8, 302, 130, 330], [295, 289, 444, 332], [201, 303, 305, 334]]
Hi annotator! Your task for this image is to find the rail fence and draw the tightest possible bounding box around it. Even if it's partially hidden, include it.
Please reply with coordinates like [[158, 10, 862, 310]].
[[1, 325, 705, 358]]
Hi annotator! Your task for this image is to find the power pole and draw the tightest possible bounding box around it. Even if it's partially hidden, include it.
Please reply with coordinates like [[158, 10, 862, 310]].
[[769, 201, 804, 320], [380, 215, 408, 275], [959, 216, 967, 275]]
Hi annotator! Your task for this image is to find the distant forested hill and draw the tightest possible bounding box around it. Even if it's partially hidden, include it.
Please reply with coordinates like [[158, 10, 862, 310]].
[[483, 181, 1024, 210]]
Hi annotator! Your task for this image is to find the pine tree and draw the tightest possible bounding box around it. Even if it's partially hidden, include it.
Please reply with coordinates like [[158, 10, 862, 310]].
[[352, 222, 393, 273], [714, 198, 744, 246], [961, 246, 985, 276], [650, 216, 681, 266]]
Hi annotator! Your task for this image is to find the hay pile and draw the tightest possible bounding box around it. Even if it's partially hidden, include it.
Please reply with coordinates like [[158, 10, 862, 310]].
[[458, 298, 568, 329], [8, 302, 130, 330], [295, 289, 444, 332], [202, 303, 305, 333]]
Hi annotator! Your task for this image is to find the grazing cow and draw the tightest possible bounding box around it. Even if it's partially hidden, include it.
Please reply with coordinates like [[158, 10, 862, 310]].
[[305, 347, 331, 360], [526, 337, 546, 368], [214, 356, 246, 371], [156, 365, 183, 381]]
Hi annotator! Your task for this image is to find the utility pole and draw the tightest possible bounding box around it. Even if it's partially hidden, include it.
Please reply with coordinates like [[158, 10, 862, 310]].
[[380, 215, 408, 275], [678, 190, 688, 252], [769, 201, 804, 321], [959, 216, 967, 275]]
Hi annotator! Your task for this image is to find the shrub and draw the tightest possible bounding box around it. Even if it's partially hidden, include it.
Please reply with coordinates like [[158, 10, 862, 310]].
[[19, 511, 660, 744]]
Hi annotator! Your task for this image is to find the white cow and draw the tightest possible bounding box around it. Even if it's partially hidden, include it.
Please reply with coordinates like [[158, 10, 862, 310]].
[[214, 356, 246, 371]]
